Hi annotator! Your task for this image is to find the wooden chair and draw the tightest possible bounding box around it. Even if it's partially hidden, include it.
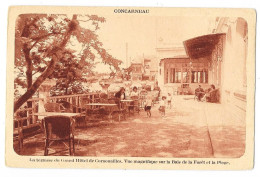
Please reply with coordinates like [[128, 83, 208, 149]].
[[14, 107, 42, 153], [13, 117, 42, 153], [177, 87, 182, 95], [139, 93, 147, 108], [58, 100, 87, 127], [130, 96, 140, 115], [43, 116, 75, 156], [57, 100, 74, 113]]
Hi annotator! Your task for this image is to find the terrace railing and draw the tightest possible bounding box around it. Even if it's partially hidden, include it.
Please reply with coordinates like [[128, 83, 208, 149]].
[[13, 92, 101, 151], [13, 98, 43, 150], [14, 92, 101, 129], [47, 93, 101, 113]]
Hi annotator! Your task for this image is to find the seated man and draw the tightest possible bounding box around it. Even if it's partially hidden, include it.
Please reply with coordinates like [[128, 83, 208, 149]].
[[195, 85, 204, 101]]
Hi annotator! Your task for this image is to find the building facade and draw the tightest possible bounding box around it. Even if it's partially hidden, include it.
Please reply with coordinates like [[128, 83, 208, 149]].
[[210, 17, 248, 119], [142, 59, 151, 80], [159, 56, 210, 95], [130, 63, 143, 81]]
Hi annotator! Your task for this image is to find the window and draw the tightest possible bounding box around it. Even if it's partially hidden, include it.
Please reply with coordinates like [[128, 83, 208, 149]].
[[170, 68, 175, 83], [175, 70, 181, 83], [166, 69, 169, 83], [191, 71, 197, 83], [191, 70, 208, 83], [182, 68, 189, 83]]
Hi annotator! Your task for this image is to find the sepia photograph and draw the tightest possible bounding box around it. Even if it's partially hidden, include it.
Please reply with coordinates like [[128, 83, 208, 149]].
[[5, 6, 256, 170]]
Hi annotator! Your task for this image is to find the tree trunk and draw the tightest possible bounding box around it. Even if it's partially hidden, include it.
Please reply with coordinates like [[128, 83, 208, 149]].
[[23, 45, 33, 89], [14, 58, 56, 112], [65, 87, 68, 95], [23, 44, 33, 108]]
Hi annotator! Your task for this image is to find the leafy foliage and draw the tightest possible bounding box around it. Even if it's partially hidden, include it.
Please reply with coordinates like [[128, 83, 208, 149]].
[[14, 14, 122, 112], [122, 66, 133, 81]]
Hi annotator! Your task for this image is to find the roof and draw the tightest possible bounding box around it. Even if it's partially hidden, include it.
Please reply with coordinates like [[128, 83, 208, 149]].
[[160, 55, 190, 61], [183, 33, 225, 59]]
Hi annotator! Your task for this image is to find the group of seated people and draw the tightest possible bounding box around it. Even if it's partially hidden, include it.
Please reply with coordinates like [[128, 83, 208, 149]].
[[114, 86, 145, 100], [114, 86, 140, 111], [195, 84, 219, 103], [86, 86, 141, 116]]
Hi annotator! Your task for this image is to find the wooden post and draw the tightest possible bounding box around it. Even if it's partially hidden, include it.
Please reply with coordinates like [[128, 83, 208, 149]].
[[76, 96, 79, 113], [168, 68, 170, 84], [32, 100, 36, 124], [27, 108, 30, 126]]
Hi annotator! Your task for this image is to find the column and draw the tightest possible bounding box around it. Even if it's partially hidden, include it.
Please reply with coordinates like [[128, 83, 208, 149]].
[[181, 67, 183, 84], [168, 68, 171, 83]]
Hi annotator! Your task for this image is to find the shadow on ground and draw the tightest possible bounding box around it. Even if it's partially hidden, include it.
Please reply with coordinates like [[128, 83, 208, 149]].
[[14, 97, 245, 158]]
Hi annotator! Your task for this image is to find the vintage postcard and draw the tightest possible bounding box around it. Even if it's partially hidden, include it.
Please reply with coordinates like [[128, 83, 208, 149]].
[[6, 6, 256, 169]]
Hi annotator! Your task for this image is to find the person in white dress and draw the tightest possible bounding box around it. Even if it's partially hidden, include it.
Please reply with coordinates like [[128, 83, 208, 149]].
[[159, 96, 166, 118], [144, 94, 152, 118], [167, 93, 172, 109]]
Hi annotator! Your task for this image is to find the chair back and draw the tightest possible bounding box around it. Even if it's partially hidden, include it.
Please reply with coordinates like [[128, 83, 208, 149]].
[[43, 116, 73, 140], [100, 93, 108, 99], [57, 101, 73, 112], [130, 96, 139, 106], [80, 97, 91, 108], [44, 103, 61, 112]]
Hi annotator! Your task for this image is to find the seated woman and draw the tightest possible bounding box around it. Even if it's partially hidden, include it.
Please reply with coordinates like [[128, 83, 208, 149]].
[[114, 87, 126, 108], [130, 86, 139, 97], [205, 84, 219, 103], [115, 87, 126, 100]]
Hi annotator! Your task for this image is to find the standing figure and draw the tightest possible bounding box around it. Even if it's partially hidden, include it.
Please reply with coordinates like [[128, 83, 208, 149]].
[[159, 96, 166, 118], [144, 94, 153, 118], [167, 93, 172, 109]]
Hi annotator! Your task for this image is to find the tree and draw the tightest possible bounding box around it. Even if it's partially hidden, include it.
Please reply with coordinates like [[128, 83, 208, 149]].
[[14, 14, 122, 112], [50, 49, 92, 95]]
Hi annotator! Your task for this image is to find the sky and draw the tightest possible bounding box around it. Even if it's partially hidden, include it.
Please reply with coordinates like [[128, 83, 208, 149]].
[[97, 15, 215, 69]]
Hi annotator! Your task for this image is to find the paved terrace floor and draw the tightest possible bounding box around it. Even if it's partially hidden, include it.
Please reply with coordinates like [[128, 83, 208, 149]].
[[15, 95, 245, 158]]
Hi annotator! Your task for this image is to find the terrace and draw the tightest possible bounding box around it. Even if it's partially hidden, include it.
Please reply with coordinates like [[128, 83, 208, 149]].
[[14, 94, 245, 158]]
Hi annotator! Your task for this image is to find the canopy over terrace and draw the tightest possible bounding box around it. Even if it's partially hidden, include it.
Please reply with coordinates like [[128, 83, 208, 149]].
[[183, 33, 225, 59], [182, 33, 226, 100]]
